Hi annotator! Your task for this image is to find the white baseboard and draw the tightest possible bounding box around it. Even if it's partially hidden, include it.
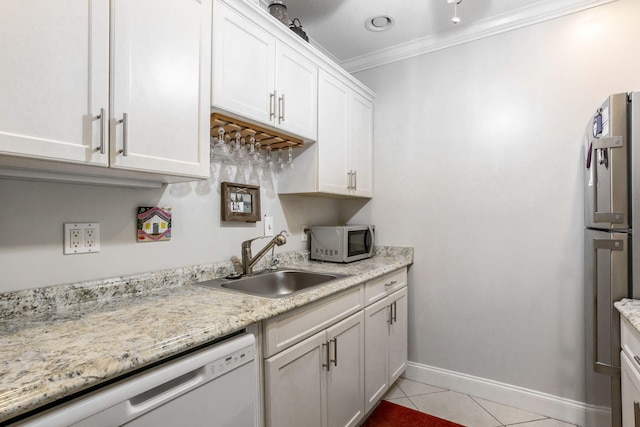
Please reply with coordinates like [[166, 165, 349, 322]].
[[403, 361, 610, 427]]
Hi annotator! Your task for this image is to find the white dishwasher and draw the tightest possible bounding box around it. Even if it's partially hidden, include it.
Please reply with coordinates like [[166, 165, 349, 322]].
[[16, 333, 256, 427]]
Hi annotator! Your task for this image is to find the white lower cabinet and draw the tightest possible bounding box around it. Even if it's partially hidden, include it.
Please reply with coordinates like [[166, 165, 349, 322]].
[[262, 267, 408, 427], [264, 311, 365, 427], [389, 288, 408, 383], [621, 317, 640, 426], [621, 351, 640, 427], [364, 287, 408, 414]]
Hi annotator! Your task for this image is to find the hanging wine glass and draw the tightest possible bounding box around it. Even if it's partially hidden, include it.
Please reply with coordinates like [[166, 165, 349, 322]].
[[287, 146, 295, 170]]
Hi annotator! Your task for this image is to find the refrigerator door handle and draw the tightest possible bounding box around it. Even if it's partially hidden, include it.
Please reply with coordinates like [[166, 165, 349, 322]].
[[593, 238, 624, 377], [592, 136, 625, 224]]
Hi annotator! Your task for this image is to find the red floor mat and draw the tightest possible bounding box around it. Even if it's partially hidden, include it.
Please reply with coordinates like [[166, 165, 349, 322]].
[[362, 400, 466, 427]]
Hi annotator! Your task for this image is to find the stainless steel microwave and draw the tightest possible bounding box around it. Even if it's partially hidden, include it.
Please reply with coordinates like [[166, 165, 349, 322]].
[[310, 225, 375, 263]]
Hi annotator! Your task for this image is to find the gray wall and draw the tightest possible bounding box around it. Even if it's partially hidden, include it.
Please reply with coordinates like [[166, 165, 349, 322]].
[[0, 178, 340, 292], [349, 0, 640, 402]]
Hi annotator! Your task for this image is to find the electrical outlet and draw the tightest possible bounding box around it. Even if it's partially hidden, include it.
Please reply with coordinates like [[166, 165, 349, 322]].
[[70, 228, 82, 248], [85, 228, 96, 247], [64, 223, 100, 254]]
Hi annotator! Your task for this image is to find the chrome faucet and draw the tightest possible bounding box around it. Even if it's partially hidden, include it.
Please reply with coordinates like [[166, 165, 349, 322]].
[[241, 230, 289, 275]]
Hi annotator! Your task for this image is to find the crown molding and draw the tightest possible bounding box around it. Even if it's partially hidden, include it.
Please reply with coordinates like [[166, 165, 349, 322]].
[[341, 0, 618, 74]]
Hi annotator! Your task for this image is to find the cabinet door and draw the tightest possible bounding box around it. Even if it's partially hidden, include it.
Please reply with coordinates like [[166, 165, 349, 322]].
[[265, 331, 326, 427], [389, 287, 408, 383], [275, 42, 318, 141], [317, 70, 350, 195], [621, 351, 640, 427], [212, 1, 275, 126], [0, 0, 109, 166], [364, 297, 390, 414], [326, 311, 365, 427], [349, 91, 373, 197], [111, 0, 211, 177]]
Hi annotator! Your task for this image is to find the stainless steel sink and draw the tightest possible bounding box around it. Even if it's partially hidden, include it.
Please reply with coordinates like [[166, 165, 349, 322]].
[[195, 269, 350, 298]]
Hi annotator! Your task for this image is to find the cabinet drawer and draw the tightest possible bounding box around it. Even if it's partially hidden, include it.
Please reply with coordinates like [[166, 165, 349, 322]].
[[264, 285, 363, 358], [364, 268, 407, 306], [622, 318, 640, 375]]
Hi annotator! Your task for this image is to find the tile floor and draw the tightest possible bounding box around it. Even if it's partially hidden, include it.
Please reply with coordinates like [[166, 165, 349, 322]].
[[380, 377, 580, 427]]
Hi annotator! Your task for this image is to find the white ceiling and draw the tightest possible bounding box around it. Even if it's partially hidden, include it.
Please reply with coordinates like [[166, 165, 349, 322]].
[[261, 0, 617, 72]]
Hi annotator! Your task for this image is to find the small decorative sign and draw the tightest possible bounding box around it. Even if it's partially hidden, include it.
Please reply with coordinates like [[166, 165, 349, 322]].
[[137, 207, 172, 242], [221, 182, 261, 222]]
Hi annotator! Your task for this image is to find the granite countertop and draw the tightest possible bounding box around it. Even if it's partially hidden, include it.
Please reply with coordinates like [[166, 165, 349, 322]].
[[0, 246, 413, 423], [615, 299, 640, 331]]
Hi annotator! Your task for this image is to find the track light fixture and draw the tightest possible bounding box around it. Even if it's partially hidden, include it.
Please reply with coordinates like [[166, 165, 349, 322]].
[[447, 0, 463, 25]]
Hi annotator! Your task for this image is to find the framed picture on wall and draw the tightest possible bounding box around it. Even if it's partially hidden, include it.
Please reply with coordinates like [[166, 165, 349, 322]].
[[221, 182, 261, 222]]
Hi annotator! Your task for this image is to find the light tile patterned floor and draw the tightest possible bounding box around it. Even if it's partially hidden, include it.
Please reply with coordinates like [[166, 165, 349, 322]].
[[381, 377, 580, 427]]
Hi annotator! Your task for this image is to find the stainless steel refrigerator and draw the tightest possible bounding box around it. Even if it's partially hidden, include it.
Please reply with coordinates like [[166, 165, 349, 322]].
[[584, 92, 640, 427]]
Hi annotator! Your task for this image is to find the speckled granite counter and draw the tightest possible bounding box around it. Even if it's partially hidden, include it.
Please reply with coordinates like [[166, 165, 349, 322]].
[[0, 246, 413, 423], [616, 299, 640, 331]]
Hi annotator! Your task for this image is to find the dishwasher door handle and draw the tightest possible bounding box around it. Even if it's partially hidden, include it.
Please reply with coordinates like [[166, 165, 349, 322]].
[[125, 368, 205, 417]]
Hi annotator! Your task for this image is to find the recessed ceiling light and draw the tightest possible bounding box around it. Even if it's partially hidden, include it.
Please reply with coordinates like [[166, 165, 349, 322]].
[[365, 15, 395, 32]]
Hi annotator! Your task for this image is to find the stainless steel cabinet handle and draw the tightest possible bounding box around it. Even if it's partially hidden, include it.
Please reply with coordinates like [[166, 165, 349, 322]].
[[634, 401, 640, 427], [392, 301, 397, 324], [322, 342, 330, 371], [385, 280, 398, 288], [270, 91, 276, 121], [347, 170, 355, 190], [94, 108, 105, 154], [330, 338, 337, 367], [353, 170, 357, 191], [592, 238, 623, 376], [278, 93, 285, 123], [117, 113, 129, 156], [387, 304, 393, 325]]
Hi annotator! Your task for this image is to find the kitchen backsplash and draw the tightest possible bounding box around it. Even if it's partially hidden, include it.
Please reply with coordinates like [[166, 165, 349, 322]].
[[0, 246, 413, 319]]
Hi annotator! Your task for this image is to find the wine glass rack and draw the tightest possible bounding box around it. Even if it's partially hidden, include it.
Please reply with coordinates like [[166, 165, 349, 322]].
[[210, 113, 304, 151]]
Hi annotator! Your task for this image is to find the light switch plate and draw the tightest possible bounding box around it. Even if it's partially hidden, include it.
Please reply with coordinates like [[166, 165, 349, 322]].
[[264, 216, 274, 237], [64, 223, 100, 254]]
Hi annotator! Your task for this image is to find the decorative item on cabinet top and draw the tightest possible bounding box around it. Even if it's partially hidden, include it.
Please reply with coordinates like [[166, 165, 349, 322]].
[[210, 113, 303, 151]]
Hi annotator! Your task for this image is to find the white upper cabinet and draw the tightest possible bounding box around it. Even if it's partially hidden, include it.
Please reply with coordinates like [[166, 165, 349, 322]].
[[280, 69, 374, 198], [0, 0, 211, 185], [349, 90, 374, 197], [275, 43, 318, 140], [0, 0, 109, 166], [212, 0, 317, 141], [110, 0, 211, 177], [212, 1, 275, 126], [317, 71, 350, 195]]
